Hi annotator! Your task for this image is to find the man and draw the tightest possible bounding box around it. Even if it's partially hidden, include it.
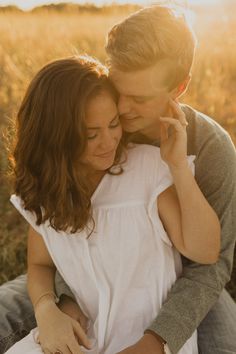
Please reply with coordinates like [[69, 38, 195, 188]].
[[105, 5, 236, 354], [1, 5, 236, 354]]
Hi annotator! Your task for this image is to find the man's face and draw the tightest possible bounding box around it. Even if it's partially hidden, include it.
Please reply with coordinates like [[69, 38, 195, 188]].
[[109, 62, 174, 139]]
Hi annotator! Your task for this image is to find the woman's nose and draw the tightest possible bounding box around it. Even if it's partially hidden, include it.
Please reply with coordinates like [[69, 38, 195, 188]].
[[100, 131, 116, 150]]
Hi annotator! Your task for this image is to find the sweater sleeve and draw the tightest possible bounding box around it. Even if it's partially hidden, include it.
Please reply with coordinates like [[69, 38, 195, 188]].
[[147, 131, 236, 353]]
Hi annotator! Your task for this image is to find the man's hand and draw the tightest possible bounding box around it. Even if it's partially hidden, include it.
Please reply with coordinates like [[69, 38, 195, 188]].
[[116, 333, 164, 354], [57, 294, 89, 333]]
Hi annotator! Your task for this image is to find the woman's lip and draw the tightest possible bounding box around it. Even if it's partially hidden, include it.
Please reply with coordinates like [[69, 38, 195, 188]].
[[96, 150, 115, 158]]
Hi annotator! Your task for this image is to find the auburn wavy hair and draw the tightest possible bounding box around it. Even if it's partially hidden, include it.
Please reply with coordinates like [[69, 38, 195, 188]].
[[10, 55, 124, 234]]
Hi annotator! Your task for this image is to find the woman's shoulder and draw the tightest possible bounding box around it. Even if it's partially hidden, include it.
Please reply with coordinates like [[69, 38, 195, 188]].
[[10, 194, 45, 235], [126, 143, 161, 162]]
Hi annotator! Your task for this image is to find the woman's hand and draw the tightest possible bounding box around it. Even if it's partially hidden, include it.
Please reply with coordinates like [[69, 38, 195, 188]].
[[160, 99, 189, 170], [57, 294, 89, 334], [35, 301, 91, 354]]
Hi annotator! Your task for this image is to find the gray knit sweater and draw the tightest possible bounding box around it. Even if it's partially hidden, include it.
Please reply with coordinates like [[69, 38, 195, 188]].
[[147, 105, 236, 353]]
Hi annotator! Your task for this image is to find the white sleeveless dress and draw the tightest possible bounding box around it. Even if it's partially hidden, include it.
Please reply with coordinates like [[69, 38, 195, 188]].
[[7, 144, 198, 354]]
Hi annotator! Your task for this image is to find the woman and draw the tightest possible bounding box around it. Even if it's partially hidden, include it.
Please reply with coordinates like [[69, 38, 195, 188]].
[[6, 55, 220, 354]]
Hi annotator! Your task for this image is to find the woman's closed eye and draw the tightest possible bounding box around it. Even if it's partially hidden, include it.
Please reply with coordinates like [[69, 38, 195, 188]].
[[87, 117, 120, 140], [87, 133, 97, 140]]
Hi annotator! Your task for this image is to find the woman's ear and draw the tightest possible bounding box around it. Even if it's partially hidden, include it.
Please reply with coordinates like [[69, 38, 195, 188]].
[[171, 74, 191, 99]]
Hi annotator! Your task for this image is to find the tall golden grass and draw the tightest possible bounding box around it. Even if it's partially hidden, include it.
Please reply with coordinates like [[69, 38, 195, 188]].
[[0, 4, 235, 298]]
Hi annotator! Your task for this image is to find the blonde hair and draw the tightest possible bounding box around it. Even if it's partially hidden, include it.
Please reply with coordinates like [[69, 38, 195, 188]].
[[106, 5, 196, 90]]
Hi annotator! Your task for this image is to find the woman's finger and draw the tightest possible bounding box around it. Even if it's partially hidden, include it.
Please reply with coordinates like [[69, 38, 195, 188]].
[[51, 345, 71, 354], [160, 117, 187, 132], [72, 320, 91, 350], [68, 337, 85, 354], [61, 345, 73, 354], [169, 99, 185, 117], [77, 312, 89, 333], [169, 99, 188, 126], [160, 121, 169, 142]]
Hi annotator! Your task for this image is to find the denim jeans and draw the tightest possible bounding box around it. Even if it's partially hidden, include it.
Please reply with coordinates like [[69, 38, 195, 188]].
[[0, 274, 236, 354], [0, 275, 36, 353]]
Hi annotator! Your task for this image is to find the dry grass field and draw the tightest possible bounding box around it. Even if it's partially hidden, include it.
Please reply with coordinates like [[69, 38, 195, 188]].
[[0, 3, 235, 299]]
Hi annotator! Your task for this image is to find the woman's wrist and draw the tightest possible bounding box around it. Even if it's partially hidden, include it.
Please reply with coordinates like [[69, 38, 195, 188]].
[[34, 299, 60, 323], [34, 291, 60, 315], [168, 159, 189, 173]]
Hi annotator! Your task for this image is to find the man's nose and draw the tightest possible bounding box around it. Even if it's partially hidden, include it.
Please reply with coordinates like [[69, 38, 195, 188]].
[[118, 95, 131, 115]]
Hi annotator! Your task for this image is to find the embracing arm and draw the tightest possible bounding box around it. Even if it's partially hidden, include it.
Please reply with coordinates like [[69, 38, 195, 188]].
[[158, 101, 220, 264], [147, 132, 236, 353], [158, 164, 220, 264]]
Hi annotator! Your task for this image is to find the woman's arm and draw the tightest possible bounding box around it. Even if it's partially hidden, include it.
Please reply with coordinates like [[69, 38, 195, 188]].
[[27, 226, 91, 354], [27, 226, 57, 309], [158, 99, 220, 264], [158, 171, 220, 263]]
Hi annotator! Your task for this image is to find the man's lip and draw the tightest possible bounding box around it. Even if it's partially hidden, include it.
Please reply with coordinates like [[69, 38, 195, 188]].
[[120, 116, 140, 121]]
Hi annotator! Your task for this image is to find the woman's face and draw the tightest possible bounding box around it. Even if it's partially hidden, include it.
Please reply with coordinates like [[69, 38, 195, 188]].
[[82, 90, 122, 172]]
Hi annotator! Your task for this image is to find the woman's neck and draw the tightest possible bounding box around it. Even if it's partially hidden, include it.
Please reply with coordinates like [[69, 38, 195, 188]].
[[87, 170, 106, 196]]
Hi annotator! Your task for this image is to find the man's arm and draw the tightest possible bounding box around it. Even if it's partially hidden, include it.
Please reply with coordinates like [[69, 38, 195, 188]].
[[146, 131, 236, 353]]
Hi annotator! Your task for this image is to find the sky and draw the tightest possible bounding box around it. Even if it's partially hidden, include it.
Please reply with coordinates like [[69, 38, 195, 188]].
[[0, 0, 223, 11]]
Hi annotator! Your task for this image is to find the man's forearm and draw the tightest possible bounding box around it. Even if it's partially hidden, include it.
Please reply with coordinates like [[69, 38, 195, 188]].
[[147, 260, 228, 353]]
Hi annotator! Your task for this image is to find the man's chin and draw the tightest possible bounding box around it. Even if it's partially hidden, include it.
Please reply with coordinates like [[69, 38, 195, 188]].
[[122, 126, 138, 133]]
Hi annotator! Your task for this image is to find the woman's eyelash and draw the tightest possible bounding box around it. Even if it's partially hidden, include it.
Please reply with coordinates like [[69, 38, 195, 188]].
[[87, 119, 120, 139], [87, 134, 97, 140]]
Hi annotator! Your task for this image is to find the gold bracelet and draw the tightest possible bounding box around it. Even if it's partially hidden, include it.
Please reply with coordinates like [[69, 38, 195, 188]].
[[33, 291, 59, 310]]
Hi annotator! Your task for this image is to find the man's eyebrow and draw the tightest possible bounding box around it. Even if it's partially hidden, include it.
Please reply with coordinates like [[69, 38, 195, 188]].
[[87, 114, 119, 130]]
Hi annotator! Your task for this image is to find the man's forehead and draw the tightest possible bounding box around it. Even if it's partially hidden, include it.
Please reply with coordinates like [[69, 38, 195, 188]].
[[109, 62, 169, 96]]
